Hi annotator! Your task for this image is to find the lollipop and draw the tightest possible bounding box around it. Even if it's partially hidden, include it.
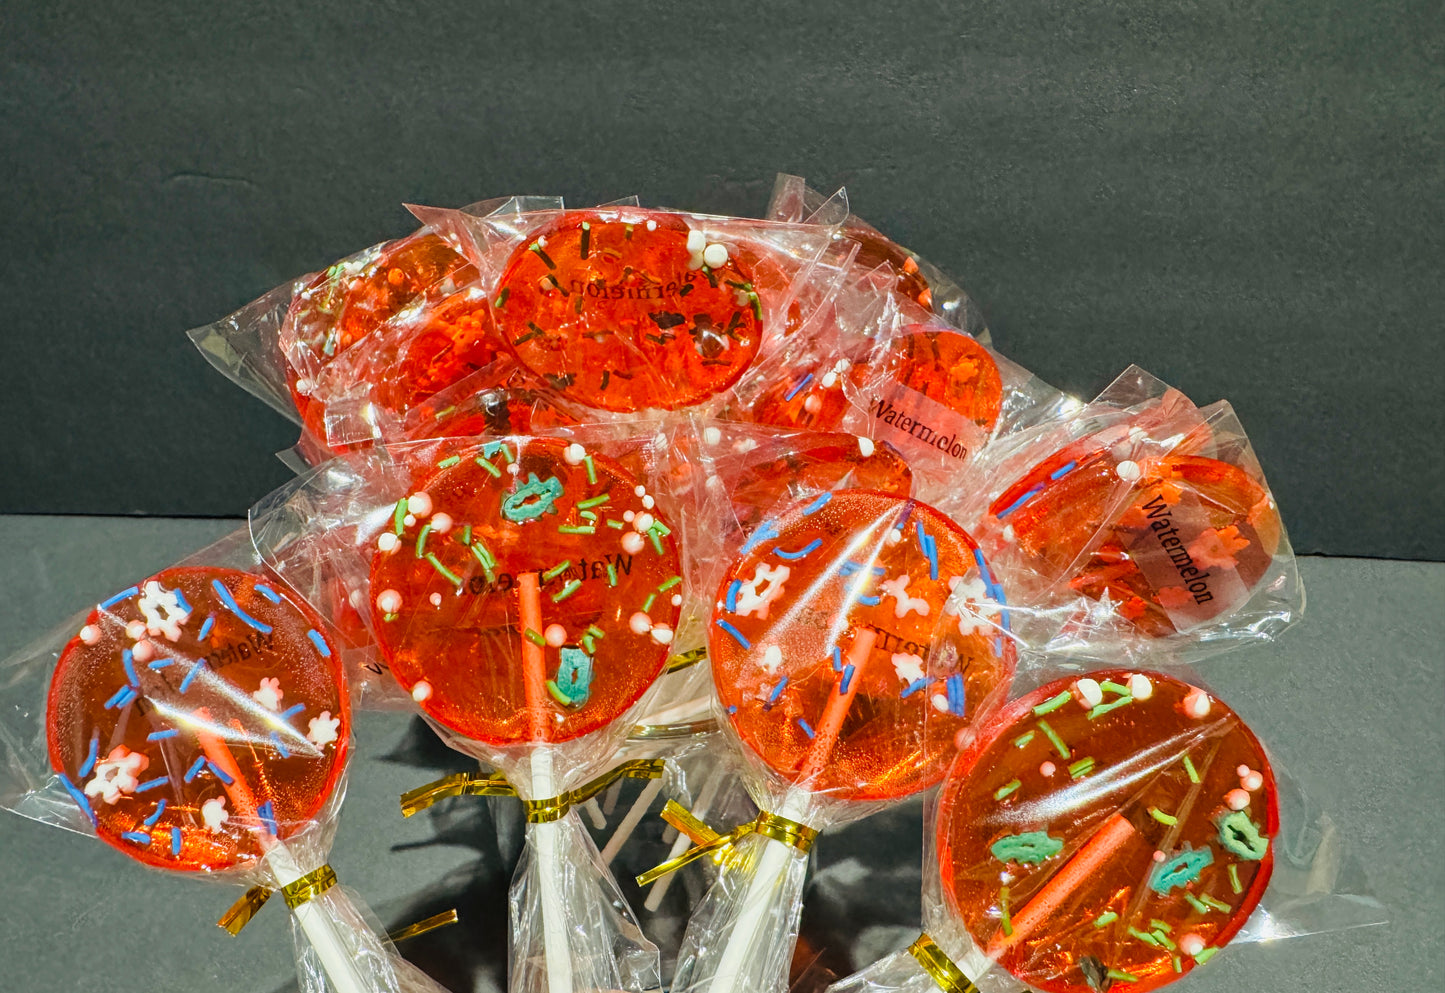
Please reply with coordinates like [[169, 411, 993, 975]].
[[492, 210, 764, 412], [664, 490, 1013, 993], [373, 437, 684, 993], [931, 669, 1276, 992], [41, 566, 430, 993]]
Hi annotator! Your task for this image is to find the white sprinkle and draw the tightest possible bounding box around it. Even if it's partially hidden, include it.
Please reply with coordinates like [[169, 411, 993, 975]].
[[1243, 771, 1264, 792], [645, 219, 657, 231], [1002, 524, 1016, 542], [886, 528, 903, 545], [1075, 678, 1104, 708], [412, 681, 432, 703], [642, 495, 655, 510], [1116, 460, 1141, 481], [857, 436, 875, 457], [821, 371, 838, 388], [671, 594, 683, 606], [1225, 789, 1250, 811], [930, 693, 949, 713], [376, 589, 402, 614], [686, 230, 706, 254], [544, 624, 567, 647], [629, 612, 652, 635], [429, 512, 453, 535], [633, 513, 655, 533], [564, 443, 587, 465], [429, 592, 442, 607], [634, 485, 646, 497], [623, 510, 636, 522], [622, 532, 646, 555], [1184, 688, 1212, 719], [508, 463, 521, 475], [650, 625, 674, 645], [125, 620, 147, 640], [1128, 673, 1153, 700], [79, 624, 102, 646], [760, 645, 783, 672], [1180, 934, 1206, 958], [403, 514, 417, 527], [704, 426, 722, 446], [131, 639, 154, 663], [378, 532, 400, 552], [1040, 761, 1056, 777], [702, 243, 728, 268], [407, 492, 433, 517], [804, 395, 823, 414]]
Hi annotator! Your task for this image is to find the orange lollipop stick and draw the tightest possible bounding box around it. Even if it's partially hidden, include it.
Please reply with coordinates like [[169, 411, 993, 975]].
[[797, 626, 878, 784], [517, 570, 549, 741], [193, 709, 263, 828]]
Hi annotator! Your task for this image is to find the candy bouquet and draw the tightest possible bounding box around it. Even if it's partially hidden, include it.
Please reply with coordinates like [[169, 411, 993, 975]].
[[1, 175, 1383, 993]]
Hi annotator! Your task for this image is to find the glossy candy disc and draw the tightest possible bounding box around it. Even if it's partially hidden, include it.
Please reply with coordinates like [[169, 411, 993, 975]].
[[989, 429, 1282, 636], [370, 438, 684, 745], [47, 568, 349, 872], [872, 327, 1003, 428], [493, 211, 763, 412], [938, 669, 1276, 993], [710, 490, 1013, 801]]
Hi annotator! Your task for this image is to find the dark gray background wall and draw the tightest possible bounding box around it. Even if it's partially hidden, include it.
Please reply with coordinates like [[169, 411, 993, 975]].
[[1, 1, 1440, 559]]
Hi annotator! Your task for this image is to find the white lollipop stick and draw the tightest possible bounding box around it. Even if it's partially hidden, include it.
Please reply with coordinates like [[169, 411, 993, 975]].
[[600, 776, 664, 866], [531, 748, 574, 993], [266, 841, 374, 993], [644, 766, 724, 912]]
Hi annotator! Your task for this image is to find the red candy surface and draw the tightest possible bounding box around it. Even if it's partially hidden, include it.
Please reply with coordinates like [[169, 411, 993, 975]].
[[724, 434, 914, 534], [872, 327, 1003, 429], [987, 426, 1282, 636], [47, 568, 348, 872], [845, 221, 935, 311], [370, 438, 683, 745], [938, 670, 1276, 993], [493, 211, 763, 412], [710, 491, 1013, 801]]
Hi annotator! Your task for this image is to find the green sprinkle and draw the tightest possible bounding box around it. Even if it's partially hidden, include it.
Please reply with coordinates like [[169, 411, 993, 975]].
[[1150, 919, 1172, 933], [994, 779, 1021, 800], [437, 454, 461, 468], [552, 580, 582, 603], [542, 560, 571, 582], [643, 593, 656, 612], [1185, 892, 1210, 914], [1013, 731, 1035, 749], [1201, 893, 1231, 912], [648, 526, 664, 554], [607, 563, 617, 587], [1088, 695, 1134, 719], [577, 493, 610, 509], [658, 575, 682, 592], [529, 242, 555, 268], [1149, 807, 1178, 826], [606, 519, 625, 529], [425, 553, 463, 588], [1107, 969, 1140, 983], [1229, 864, 1243, 894], [383, 612, 398, 622], [1128, 927, 1160, 947], [1194, 947, 1219, 965], [513, 323, 546, 346], [523, 628, 546, 647], [414, 524, 432, 558], [393, 499, 407, 535], [1100, 680, 1131, 696], [579, 222, 590, 259], [558, 525, 595, 534], [581, 635, 596, 654], [498, 443, 515, 463], [475, 456, 501, 478], [584, 455, 596, 484], [580, 510, 597, 521], [461, 524, 472, 546], [1068, 757, 1095, 778], [1152, 930, 1177, 951], [1172, 954, 1182, 973], [586, 625, 605, 640], [469, 543, 496, 583], [999, 886, 1012, 937], [1184, 755, 1201, 784], [1032, 691, 1072, 716], [1093, 911, 1118, 928], [495, 287, 509, 308], [1037, 720, 1070, 759], [432, 404, 457, 421]]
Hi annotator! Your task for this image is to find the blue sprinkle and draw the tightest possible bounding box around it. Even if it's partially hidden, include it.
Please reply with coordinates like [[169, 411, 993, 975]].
[[306, 629, 332, 657], [765, 676, 789, 707], [801, 492, 832, 516], [122, 831, 152, 846], [257, 801, 279, 836], [147, 729, 180, 742], [172, 588, 192, 613], [99, 586, 140, 610], [256, 583, 283, 603], [122, 649, 139, 687], [197, 615, 215, 641], [841, 664, 856, 695], [740, 520, 780, 555], [726, 705, 738, 714], [179, 660, 206, 693], [774, 538, 822, 560], [211, 579, 273, 634], [783, 372, 814, 401], [183, 757, 206, 783], [857, 594, 882, 606], [839, 559, 885, 578], [147, 657, 174, 670], [830, 646, 843, 671], [716, 619, 751, 649], [725, 580, 741, 613], [136, 776, 170, 793], [206, 761, 235, 786], [995, 636, 1006, 654], [901, 677, 930, 699], [797, 717, 815, 739], [916, 524, 939, 581], [1049, 460, 1077, 480], [171, 826, 182, 856], [56, 773, 97, 826], [79, 734, 100, 778], [946, 674, 967, 716], [995, 486, 1042, 520], [117, 686, 138, 708], [104, 686, 132, 710], [280, 703, 305, 720], [269, 732, 291, 758], [143, 800, 167, 826]]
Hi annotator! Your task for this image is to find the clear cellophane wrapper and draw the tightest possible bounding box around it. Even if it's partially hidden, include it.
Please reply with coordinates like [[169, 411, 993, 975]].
[[660, 428, 1017, 993], [824, 662, 1385, 993], [942, 366, 1304, 669], [255, 424, 731, 993], [0, 522, 446, 993]]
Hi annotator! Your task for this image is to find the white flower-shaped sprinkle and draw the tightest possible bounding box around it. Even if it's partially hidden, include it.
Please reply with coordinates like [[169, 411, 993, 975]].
[[253, 677, 283, 711], [84, 746, 149, 805], [307, 712, 341, 748]]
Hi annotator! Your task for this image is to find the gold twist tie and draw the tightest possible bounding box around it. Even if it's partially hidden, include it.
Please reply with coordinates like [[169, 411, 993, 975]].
[[400, 759, 666, 824], [387, 909, 460, 943], [908, 933, 979, 993], [635, 799, 818, 887], [665, 647, 708, 673]]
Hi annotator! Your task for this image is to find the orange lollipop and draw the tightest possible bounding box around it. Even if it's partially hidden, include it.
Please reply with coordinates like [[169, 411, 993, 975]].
[[47, 567, 348, 871], [492, 211, 763, 412], [938, 669, 1277, 993]]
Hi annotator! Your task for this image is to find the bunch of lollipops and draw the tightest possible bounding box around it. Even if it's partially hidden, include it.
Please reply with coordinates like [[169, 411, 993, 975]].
[[3, 175, 1348, 993]]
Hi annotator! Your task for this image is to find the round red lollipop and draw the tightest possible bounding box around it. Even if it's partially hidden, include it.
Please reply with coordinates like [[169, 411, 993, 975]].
[[709, 490, 1013, 801], [492, 211, 763, 412], [47, 568, 348, 871], [987, 423, 1283, 637], [938, 669, 1277, 993], [872, 327, 1004, 429], [369, 438, 684, 746]]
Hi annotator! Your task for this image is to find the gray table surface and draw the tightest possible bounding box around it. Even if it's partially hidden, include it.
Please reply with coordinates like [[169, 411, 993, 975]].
[[0, 515, 1440, 992]]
